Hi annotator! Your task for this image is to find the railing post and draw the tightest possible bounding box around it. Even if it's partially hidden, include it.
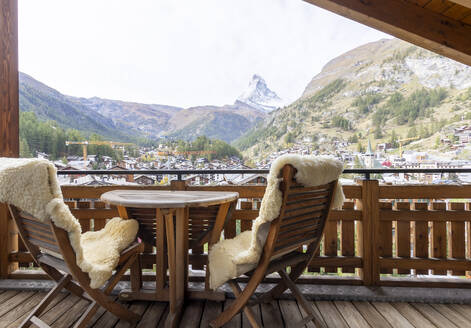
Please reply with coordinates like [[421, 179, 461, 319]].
[[356, 179, 380, 286], [170, 179, 188, 191], [0, 203, 17, 278]]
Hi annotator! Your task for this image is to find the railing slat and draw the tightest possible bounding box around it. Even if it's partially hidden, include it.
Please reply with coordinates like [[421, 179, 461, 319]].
[[395, 202, 411, 275], [431, 202, 447, 275], [341, 202, 355, 273], [413, 202, 429, 275], [450, 203, 466, 276]]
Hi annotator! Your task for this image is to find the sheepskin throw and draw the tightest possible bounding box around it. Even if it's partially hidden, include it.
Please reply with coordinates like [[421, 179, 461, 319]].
[[0, 158, 139, 288], [208, 154, 345, 289]]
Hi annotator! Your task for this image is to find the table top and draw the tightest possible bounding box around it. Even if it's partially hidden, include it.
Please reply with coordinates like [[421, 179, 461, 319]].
[[100, 190, 239, 208]]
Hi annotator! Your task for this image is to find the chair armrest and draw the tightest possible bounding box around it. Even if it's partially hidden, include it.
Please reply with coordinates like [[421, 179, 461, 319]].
[[118, 242, 144, 265]]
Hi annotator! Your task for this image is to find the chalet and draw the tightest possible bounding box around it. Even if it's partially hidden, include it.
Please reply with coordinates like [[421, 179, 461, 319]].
[[134, 175, 156, 185], [184, 174, 211, 185]]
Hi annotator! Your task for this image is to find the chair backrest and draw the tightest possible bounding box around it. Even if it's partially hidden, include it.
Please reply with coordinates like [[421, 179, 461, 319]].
[[267, 164, 337, 259], [9, 205, 61, 259]]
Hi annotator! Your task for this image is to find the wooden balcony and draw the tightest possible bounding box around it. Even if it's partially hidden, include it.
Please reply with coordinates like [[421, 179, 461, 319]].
[[2, 179, 471, 288]]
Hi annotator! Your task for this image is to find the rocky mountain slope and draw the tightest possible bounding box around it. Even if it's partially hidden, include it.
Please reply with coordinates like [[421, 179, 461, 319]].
[[235, 38, 471, 160], [19, 73, 132, 140], [19, 73, 280, 143]]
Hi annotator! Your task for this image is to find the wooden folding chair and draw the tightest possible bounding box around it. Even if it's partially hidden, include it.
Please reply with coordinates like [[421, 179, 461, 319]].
[[210, 164, 338, 328], [8, 205, 145, 328]]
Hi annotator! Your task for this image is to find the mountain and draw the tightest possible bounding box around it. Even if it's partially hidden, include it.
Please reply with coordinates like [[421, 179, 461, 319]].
[[235, 38, 471, 160], [19, 73, 275, 143], [19, 73, 133, 140], [237, 74, 284, 112], [68, 96, 183, 139]]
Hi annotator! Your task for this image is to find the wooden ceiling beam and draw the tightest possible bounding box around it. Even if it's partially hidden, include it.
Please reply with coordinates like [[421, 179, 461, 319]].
[[0, 0, 19, 157], [450, 1, 471, 9], [303, 0, 471, 66]]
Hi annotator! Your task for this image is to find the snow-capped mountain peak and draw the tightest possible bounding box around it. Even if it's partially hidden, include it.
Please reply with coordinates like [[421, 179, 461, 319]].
[[237, 74, 284, 112]]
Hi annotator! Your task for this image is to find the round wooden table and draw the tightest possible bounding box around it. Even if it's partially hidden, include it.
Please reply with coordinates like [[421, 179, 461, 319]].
[[101, 190, 239, 328]]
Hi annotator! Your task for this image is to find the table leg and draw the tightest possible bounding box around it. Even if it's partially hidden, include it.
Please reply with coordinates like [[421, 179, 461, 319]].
[[156, 208, 167, 296], [164, 208, 188, 328]]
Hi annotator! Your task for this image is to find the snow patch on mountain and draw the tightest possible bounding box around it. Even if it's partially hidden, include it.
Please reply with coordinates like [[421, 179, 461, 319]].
[[237, 74, 284, 112]]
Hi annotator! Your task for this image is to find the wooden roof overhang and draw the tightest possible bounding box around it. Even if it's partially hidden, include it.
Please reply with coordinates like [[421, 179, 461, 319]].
[[304, 0, 471, 66], [1, 0, 471, 157]]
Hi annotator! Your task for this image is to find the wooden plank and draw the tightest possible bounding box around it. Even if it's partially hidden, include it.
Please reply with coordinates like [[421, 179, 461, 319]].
[[379, 202, 393, 274], [114, 301, 148, 328], [380, 209, 471, 222], [353, 301, 392, 328], [279, 300, 304, 327], [90, 302, 122, 328], [51, 297, 89, 327], [0, 0, 19, 158], [413, 202, 429, 275], [449, 203, 466, 276], [76, 201, 91, 232], [223, 300, 241, 328], [379, 185, 471, 201], [412, 303, 458, 328], [431, 202, 447, 275], [240, 201, 253, 232], [430, 303, 470, 327], [380, 257, 471, 271], [341, 203, 355, 273], [259, 301, 284, 328], [136, 302, 167, 328], [199, 301, 222, 328], [372, 302, 414, 328], [6, 292, 68, 328], [0, 292, 43, 326], [390, 302, 435, 328], [395, 202, 411, 275], [0, 203, 17, 276], [448, 304, 471, 322], [315, 301, 349, 328], [324, 218, 338, 273], [334, 301, 370, 328], [425, 0, 456, 13], [242, 303, 262, 327], [0, 291, 35, 317], [178, 300, 204, 328], [357, 180, 379, 285], [37, 294, 81, 326]]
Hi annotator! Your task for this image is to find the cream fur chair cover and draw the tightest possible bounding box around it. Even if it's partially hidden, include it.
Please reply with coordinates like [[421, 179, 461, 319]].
[[208, 154, 345, 289], [0, 158, 139, 289]]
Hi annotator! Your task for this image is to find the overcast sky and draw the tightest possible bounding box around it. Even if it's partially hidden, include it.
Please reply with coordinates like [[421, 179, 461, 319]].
[[19, 0, 389, 108]]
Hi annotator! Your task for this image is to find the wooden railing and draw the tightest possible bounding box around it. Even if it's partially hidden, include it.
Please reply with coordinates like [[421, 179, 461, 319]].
[[2, 180, 471, 288]]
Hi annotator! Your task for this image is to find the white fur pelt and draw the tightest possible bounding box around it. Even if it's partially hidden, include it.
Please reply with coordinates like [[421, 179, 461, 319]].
[[0, 158, 138, 289], [208, 154, 345, 289]]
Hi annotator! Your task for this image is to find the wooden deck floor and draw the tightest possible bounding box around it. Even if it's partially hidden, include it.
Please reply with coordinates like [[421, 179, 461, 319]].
[[1, 290, 471, 327]]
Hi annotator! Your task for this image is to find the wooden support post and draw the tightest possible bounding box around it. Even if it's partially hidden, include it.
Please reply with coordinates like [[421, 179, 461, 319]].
[[356, 179, 380, 286], [0, 0, 19, 278], [0, 0, 19, 157]]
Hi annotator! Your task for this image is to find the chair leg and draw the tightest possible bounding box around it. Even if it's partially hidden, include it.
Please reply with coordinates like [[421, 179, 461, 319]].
[[210, 279, 261, 328], [20, 274, 72, 328], [229, 281, 261, 328], [258, 262, 306, 303], [278, 270, 326, 328]]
